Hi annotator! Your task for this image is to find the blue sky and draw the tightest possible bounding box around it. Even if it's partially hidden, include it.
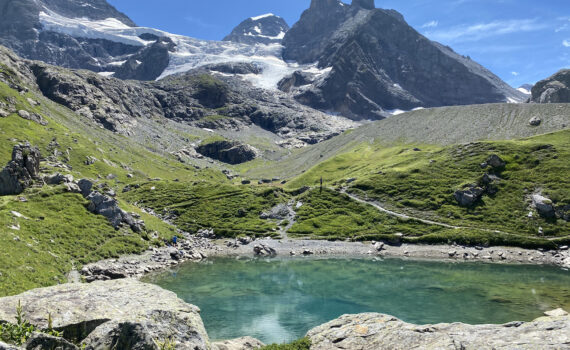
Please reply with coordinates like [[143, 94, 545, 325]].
[[107, 0, 570, 87]]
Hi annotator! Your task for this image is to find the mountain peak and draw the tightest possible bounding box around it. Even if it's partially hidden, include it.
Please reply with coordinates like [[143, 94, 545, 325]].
[[352, 0, 375, 10], [310, 0, 343, 10], [224, 14, 289, 45]]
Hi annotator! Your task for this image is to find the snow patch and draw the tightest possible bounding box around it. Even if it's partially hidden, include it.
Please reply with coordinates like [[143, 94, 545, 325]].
[[251, 13, 276, 21], [98, 72, 115, 77], [517, 87, 531, 95]]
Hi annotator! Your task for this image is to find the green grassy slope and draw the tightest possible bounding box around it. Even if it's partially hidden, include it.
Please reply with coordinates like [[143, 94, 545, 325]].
[[246, 103, 570, 180], [285, 130, 570, 246], [0, 64, 226, 296]]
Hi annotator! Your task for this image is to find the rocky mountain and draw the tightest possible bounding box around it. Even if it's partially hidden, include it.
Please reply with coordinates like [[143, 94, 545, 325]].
[[518, 83, 533, 95], [1, 0, 527, 121], [223, 14, 289, 45], [529, 69, 570, 103], [281, 0, 526, 120]]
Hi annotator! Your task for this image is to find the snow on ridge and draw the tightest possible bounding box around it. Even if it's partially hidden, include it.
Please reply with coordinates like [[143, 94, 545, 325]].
[[250, 13, 277, 21], [38, 7, 312, 90], [517, 87, 531, 95], [39, 8, 165, 46]]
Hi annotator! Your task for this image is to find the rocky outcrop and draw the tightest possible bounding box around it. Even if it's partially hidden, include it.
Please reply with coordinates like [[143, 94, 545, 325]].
[[454, 185, 485, 207], [113, 37, 176, 81], [307, 311, 570, 350], [0, 143, 41, 196], [0, 279, 210, 350], [530, 69, 570, 103], [532, 194, 556, 219], [196, 141, 258, 165], [282, 0, 525, 120], [212, 337, 265, 350], [223, 14, 289, 45]]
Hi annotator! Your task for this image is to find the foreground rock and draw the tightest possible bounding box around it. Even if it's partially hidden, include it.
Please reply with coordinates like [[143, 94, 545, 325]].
[[308, 311, 570, 350], [0, 143, 41, 196], [212, 337, 265, 350], [0, 279, 210, 350], [196, 140, 258, 165]]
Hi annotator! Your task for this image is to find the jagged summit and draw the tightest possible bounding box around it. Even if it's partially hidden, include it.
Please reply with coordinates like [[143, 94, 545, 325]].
[[281, 1, 525, 119], [352, 0, 375, 10], [223, 14, 289, 45]]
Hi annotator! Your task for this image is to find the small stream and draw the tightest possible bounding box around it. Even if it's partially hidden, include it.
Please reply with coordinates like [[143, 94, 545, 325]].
[[145, 257, 570, 344]]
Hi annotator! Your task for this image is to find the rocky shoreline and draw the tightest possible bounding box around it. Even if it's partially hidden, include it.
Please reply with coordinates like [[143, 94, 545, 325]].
[[0, 279, 568, 350], [80, 236, 570, 282]]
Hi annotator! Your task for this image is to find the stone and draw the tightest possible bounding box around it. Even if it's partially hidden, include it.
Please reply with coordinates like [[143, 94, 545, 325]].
[[17, 110, 47, 126], [0, 109, 9, 117], [0, 143, 41, 196], [544, 308, 568, 317], [373, 242, 384, 251], [529, 116, 542, 126], [85, 191, 143, 231], [260, 203, 292, 220], [84, 156, 97, 165], [77, 179, 94, 197], [486, 155, 506, 169], [212, 336, 265, 350], [253, 244, 276, 256], [0, 279, 209, 350], [0, 342, 18, 350], [196, 141, 258, 165], [241, 179, 251, 185], [532, 194, 556, 219], [307, 312, 570, 350], [24, 332, 78, 350], [454, 186, 484, 207]]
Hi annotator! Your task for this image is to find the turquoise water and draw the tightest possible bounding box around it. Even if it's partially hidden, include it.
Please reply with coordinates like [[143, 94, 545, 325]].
[[146, 257, 570, 344]]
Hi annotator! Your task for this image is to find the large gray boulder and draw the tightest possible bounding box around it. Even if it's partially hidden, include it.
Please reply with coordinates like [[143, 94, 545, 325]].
[[0, 143, 41, 196], [0, 279, 210, 350], [532, 194, 556, 219], [307, 312, 570, 349], [454, 185, 484, 207], [85, 191, 142, 231], [196, 141, 258, 165]]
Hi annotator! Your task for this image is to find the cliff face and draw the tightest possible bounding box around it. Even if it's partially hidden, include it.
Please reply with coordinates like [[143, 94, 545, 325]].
[[223, 14, 290, 45], [281, 0, 525, 120], [530, 69, 570, 103]]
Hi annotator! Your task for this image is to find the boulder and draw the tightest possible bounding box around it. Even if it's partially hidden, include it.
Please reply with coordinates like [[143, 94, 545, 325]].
[[86, 191, 142, 231], [260, 204, 292, 220], [212, 337, 265, 350], [454, 186, 484, 207], [529, 116, 542, 126], [307, 312, 570, 350], [77, 179, 94, 197], [0, 342, 18, 350], [0, 279, 210, 350], [486, 155, 506, 169], [0, 143, 41, 196], [17, 110, 47, 126], [0, 109, 9, 118], [23, 332, 78, 350], [253, 244, 276, 256], [529, 69, 570, 103], [196, 141, 258, 165], [532, 194, 556, 219]]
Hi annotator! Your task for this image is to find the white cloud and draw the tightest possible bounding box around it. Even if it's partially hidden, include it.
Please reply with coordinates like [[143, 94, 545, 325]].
[[564, 40, 570, 47], [511, 71, 519, 76], [421, 20, 439, 29], [426, 19, 547, 43]]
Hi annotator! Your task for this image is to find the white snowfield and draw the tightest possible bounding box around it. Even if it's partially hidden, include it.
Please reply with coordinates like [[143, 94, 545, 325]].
[[38, 8, 329, 90]]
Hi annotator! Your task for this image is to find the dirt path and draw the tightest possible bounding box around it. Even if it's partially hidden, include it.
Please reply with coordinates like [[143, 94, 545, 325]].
[[340, 189, 570, 242]]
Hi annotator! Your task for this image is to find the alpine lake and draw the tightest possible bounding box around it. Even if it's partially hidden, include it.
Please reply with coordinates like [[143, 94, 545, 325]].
[[144, 256, 570, 344]]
